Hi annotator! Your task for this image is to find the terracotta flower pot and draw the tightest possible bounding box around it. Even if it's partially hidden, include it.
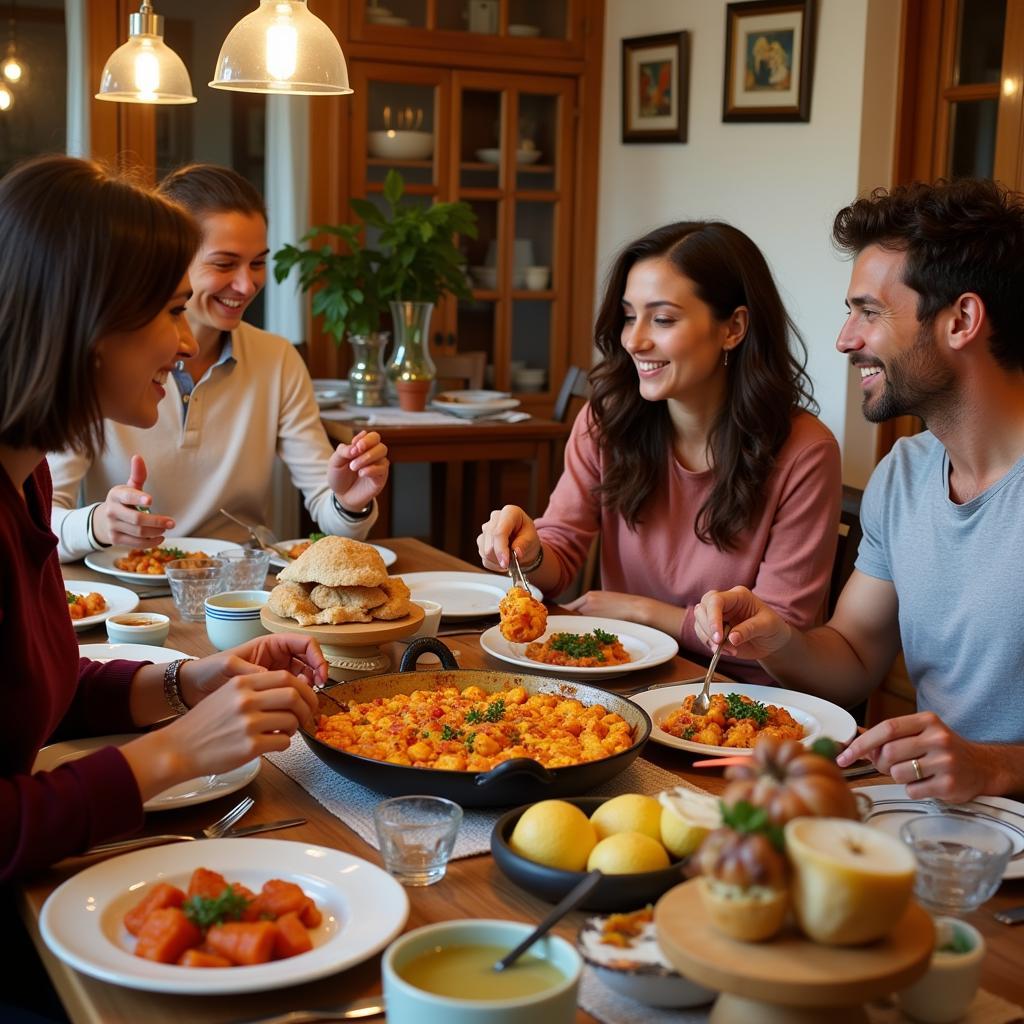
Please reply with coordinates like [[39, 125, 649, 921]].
[[395, 379, 431, 412]]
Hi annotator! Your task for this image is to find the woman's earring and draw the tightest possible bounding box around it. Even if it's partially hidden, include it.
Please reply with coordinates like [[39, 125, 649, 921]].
[[723, 349, 729, 367]]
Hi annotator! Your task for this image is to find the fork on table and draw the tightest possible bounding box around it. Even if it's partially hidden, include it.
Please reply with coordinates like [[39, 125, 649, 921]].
[[83, 795, 254, 856]]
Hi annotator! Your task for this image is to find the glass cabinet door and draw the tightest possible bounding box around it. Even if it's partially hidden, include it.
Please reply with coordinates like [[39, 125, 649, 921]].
[[451, 72, 575, 401]]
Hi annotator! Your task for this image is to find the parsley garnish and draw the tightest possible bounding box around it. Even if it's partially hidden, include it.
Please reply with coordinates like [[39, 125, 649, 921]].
[[159, 546, 189, 560], [484, 698, 506, 723], [721, 800, 785, 851], [724, 692, 769, 726], [549, 630, 618, 661], [182, 886, 250, 930], [680, 725, 697, 740], [309, 531, 326, 542], [66, 590, 77, 605], [465, 707, 484, 725], [440, 723, 463, 741], [465, 732, 477, 752]]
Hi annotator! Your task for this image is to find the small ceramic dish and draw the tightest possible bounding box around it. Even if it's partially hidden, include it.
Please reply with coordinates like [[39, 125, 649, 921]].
[[897, 917, 985, 1023], [490, 797, 688, 912], [577, 909, 715, 1009], [205, 590, 271, 650], [105, 612, 171, 647]]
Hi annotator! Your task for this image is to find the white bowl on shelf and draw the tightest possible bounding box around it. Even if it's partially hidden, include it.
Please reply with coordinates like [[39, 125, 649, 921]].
[[475, 148, 502, 165], [513, 368, 547, 392], [369, 130, 434, 161], [516, 148, 542, 164], [367, 13, 409, 26], [508, 23, 541, 37], [470, 265, 498, 290]]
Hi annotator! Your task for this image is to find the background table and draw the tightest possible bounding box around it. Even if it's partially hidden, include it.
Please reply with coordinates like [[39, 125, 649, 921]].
[[322, 418, 568, 560], [22, 538, 1024, 1023]]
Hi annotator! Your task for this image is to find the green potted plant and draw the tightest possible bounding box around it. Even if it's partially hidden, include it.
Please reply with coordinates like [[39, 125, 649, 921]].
[[275, 170, 477, 411]]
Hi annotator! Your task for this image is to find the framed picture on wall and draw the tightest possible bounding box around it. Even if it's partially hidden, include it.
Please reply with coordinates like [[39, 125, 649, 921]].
[[722, 0, 817, 122], [622, 31, 690, 143]]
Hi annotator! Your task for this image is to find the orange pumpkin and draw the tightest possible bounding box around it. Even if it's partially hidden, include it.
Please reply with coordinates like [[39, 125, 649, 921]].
[[722, 735, 859, 825], [696, 827, 788, 890]]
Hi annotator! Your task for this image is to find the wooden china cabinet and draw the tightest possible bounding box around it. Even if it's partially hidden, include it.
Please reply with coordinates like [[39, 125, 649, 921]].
[[310, 0, 606, 417]]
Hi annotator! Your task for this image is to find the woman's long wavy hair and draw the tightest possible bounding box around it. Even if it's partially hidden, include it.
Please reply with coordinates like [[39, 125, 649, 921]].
[[589, 221, 816, 551]]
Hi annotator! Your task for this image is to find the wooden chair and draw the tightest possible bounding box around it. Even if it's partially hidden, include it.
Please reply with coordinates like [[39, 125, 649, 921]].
[[553, 364, 591, 422], [829, 485, 864, 616], [433, 352, 486, 392]]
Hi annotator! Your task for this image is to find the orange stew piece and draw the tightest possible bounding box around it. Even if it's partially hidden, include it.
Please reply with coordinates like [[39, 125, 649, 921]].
[[273, 912, 314, 959], [177, 949, 233, 968], [134, 907, 202, 964], [206, 921, 278, 966], [124, 882, 186, 937]]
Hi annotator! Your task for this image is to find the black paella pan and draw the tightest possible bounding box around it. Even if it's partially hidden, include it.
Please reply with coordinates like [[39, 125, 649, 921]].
[[300, 637, 652, 807]]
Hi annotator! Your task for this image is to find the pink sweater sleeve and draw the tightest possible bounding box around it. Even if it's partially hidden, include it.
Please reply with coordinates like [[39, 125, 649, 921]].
[[534, 408, 604, 596], [675, 435, 842, 656]]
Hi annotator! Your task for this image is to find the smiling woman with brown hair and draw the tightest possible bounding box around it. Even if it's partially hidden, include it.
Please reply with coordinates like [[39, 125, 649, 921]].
[[479, 220, 841, 683]]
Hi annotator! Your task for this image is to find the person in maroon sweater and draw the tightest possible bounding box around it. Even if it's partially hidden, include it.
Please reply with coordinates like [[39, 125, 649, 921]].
[[0, 155, 327, 885]]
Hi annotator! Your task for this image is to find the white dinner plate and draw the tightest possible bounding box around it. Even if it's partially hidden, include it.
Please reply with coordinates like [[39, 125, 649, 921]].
[[431, 390, 521, 418], [268, 540, 398, 571], [311, 378, 350, 410], [857, 784, 1024, 880], [63, 579, 139, 633], [32, 735, 260, 812], [402, 570, 541, 620], [85, 537, 238, 586], [630, 681, 858, 756], [480, 614, 679, 680], [78, 643, 189, 665], [39, 838, 409, 995]]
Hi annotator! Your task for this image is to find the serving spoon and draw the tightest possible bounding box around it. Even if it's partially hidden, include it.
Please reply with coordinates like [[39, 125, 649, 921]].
[[493, 869, 602, 972]]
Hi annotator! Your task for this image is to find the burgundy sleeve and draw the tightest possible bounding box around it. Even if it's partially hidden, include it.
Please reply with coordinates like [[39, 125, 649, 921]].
[[49, 658, 148, 742]]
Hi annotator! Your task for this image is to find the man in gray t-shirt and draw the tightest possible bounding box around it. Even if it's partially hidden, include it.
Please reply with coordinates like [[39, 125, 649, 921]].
[[693, 178, 1024, 802]]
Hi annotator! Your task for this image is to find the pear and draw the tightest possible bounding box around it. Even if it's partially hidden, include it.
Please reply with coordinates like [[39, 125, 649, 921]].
[[785, 817, 916, 945], [658, 787, 721, 858]]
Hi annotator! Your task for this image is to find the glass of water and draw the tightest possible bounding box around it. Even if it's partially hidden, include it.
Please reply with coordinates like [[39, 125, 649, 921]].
[[219, 547, 272, 591], [901, 813, 1012, 916], [165, 558, 228, 622], [373, 795, 463, 886]]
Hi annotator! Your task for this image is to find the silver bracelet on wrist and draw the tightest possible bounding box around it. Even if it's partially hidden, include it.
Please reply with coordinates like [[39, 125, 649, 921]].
[[518, 547, 544, 574], [163, 658, 195, 716]]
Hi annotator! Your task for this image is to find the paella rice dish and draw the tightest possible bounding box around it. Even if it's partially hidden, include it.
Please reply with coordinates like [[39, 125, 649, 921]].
[[113, 545, 208, 574], [66, 589, 106, 620], [314, 684, 636, 771], [660, 692, 803, 748], [525, 628, 631, 668]]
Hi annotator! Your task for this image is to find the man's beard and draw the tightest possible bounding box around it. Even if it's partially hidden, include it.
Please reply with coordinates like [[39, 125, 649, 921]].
[[862, 321, 957, 423]]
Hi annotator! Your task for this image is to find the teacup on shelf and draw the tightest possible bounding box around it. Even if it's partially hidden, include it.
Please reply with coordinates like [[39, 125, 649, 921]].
[[524, 265, 550, 290]]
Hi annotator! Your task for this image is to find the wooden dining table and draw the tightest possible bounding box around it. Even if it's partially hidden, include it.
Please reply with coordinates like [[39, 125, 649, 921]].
[[22, 537, 1024, 1024], [321, 416, 568, 562]]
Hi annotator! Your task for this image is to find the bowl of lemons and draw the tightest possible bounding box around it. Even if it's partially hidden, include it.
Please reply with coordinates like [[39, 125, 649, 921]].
[[490, 789, 719, 912]]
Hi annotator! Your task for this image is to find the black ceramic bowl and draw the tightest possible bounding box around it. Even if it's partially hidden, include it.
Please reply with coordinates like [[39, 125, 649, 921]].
[[491, 796, 690, 913]]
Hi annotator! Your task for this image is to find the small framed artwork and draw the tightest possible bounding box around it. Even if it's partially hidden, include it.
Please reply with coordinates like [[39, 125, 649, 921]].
[[722, 0, 816, 122], [622, 31, 690, 143]]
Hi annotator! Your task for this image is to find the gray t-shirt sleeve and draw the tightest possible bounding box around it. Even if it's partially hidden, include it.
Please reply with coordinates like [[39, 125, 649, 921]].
[[853, 454, 893, 582]]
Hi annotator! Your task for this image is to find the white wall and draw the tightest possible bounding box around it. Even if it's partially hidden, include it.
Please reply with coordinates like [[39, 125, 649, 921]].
[[598, 0, 901, 486]]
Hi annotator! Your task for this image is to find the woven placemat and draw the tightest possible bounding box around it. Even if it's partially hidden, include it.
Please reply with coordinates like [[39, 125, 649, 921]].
[[266, 739, 707, 860], [579, 972, 1023, 1024]]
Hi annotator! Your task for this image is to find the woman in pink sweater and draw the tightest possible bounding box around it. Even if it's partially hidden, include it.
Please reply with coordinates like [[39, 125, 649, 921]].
[[479, 221, 841, 683], [0, 156, 326, 883]]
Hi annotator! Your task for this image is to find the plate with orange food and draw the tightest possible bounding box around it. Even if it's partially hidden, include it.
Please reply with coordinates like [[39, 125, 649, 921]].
[[630, 681, 857, 757], [480, 615, 678, 679], [85, 537, 237, 585], [63, 579, 138, 632], [268, 536, 397, 569], [39, 838, 409, 995]]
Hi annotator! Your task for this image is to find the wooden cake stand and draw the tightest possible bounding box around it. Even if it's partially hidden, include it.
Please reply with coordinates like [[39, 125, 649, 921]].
[[655, 879, 934, 1024], [260, 604, 424, 681]]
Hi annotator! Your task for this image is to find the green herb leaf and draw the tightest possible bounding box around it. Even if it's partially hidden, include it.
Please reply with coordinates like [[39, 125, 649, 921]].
[[810, 737, 843, 761], [465, 707, 484, 725], [182, 887, 250, 930], [724, 692, 769, 726], [484, 698, 506, 723], [720, 800, 786, 851], [440, 723, 463, 741], [465, 732, 477, 752], [548, 631, 616, 661]]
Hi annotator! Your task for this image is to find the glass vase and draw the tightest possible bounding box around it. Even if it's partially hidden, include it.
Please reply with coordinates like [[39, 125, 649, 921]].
[[347, 331, 389, 407], [386, 300, 436, 412]]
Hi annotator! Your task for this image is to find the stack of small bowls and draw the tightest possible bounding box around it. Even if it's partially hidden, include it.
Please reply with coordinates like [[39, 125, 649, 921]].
[[205, 590, 272, 651]]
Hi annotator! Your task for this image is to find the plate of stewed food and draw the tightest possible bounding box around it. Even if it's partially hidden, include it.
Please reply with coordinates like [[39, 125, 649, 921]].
[[63, 579, 138, 632], [480, 615, 679, 679], [630, 680, 857, 757], [267, 534, 397, 570], [39, 838, 409, 995], [85, 537, 238, 585]]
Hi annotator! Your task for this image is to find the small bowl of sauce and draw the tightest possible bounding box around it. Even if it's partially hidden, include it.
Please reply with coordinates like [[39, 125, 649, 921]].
[[106, 612, 171, 646], [383, 919, 581, 1023]]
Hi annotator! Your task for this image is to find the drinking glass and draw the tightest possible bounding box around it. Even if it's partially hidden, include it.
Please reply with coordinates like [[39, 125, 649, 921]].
[[219, 547, 272, 591], [901, 813, 1012, 916], [373, 795, 463, 886], [165, 558, 228, 622]]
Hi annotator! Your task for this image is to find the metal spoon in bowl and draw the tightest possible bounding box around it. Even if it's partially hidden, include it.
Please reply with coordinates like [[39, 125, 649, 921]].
[[691, 625, 729, 716], [493, 870, 602, 972]]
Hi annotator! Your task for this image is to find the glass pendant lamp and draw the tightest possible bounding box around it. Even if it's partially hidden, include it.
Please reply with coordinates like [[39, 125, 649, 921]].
[[95, 1, 196, 104], [0, 81, 12, 111], [209, 1, 351, 95], [2, 1, 27, 87]]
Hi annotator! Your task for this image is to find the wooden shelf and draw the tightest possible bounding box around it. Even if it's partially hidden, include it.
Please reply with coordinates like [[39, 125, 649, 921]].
[[365, 157, 434, 168]]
